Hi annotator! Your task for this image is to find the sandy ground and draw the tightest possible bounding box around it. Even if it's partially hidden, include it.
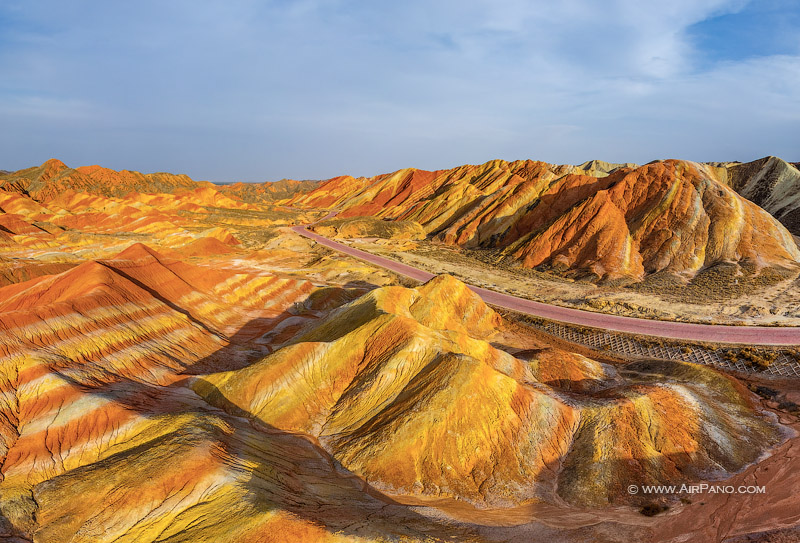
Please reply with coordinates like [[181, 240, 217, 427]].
[[338, 238, 800, 327]]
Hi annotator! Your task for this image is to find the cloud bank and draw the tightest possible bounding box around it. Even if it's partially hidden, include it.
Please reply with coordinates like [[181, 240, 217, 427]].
[[0, 0, 797, 181]]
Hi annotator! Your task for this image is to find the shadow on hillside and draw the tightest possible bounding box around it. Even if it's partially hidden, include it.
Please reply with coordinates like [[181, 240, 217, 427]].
[[22, 322, 776, 541], [17, 270, 774, 541], [177, 315, 296, 375], [426, 175, 617, 250], [49, 356, 485, 540], [178, 283, 375, 375], [0, 510, 31, 543], [97, 261, 223, 338], [190, 378, 488, 541], [342, 279, 378, 290], [31, 354, 486, 540]]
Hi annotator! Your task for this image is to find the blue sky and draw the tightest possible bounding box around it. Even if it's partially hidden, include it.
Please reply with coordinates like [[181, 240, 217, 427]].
[[0, 0, 798, 182]]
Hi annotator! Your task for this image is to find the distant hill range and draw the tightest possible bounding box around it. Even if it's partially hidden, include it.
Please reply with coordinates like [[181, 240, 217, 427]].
[[3, 156, 799, 282], [0, 159, 203, 200], [218, 178, 321, 202], [0, 159, 321, 203], [287, 156, 800, 281]]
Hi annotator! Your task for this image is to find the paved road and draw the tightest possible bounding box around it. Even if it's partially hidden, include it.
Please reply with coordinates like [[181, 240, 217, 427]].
[[292, 225, 800, 345]]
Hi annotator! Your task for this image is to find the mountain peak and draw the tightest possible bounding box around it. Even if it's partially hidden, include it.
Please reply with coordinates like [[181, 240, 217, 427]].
[[113, 242, 169, 262], [42, 158, 68, 170]]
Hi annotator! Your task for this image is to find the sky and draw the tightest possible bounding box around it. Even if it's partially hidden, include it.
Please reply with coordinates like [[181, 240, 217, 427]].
[[0, 0, 798, 182]]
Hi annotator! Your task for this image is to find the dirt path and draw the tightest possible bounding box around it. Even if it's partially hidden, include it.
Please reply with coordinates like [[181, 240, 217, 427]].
[[292, 226, 800, 345]]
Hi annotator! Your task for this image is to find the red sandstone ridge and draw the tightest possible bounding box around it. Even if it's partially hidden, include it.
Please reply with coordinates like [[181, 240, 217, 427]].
[[174, 236, 238, 257], [0, 159, 229, 202], [0, 160, 292, 296], [0, 156, 798, 543], [290, 158, 800, 281], [0, 254, 786, 542]]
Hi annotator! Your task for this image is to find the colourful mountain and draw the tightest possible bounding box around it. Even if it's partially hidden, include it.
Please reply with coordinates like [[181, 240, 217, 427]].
[[289, 158, 800, 281], [0, 159, 203, 200], [0, 157, 796, 543], [726, 156, 800, 235], [0, 260, 784, 541]]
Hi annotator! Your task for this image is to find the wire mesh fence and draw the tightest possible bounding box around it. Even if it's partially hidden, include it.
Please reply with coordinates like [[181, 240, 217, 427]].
[[523, 318, 800, 377]]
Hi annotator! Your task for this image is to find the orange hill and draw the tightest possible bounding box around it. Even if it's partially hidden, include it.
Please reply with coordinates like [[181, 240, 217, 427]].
[[174, 236, 239, 257], [290, 158, 800, 281], [0, 159, 255, 211], [197, 274, 780, 509], [0, 258, 785, 541], [0, 159, 200, 200]]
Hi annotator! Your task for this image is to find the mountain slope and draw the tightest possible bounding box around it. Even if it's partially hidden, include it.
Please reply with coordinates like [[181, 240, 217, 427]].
[[0, 159, 255, 207], [0, 244, 357, 542], [290, 158, 800, 281], [726, 156, 800, 235], [195, 275, 781, 508], [219, 178, 321, 203], [0, 248, 788, 541]]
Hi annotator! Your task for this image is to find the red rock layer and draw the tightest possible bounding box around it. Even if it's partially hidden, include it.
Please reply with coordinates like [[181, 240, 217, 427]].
[[197, 275, 781, 508], [291, 159, 800, 280], [0, 264, 785, 541]]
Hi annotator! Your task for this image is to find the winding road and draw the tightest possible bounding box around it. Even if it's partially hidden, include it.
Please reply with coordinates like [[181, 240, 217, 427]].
[[292, 225, 800, 346]]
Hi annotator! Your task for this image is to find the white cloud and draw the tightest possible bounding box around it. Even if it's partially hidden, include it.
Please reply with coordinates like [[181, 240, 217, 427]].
[[0, 0, 797, 180]]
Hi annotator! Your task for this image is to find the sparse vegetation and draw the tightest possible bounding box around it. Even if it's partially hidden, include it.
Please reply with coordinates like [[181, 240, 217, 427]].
[[497, 307, 799, 376], [639, 502, 670, 516], [630, 261, 798, 303], [178, 205, 305, 224], [395, 275, 423, 288], [400, 239, 800, 326], [233, 227, 282, 247], [722, 347, 779, 370], [313, 217, 425, 240]]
